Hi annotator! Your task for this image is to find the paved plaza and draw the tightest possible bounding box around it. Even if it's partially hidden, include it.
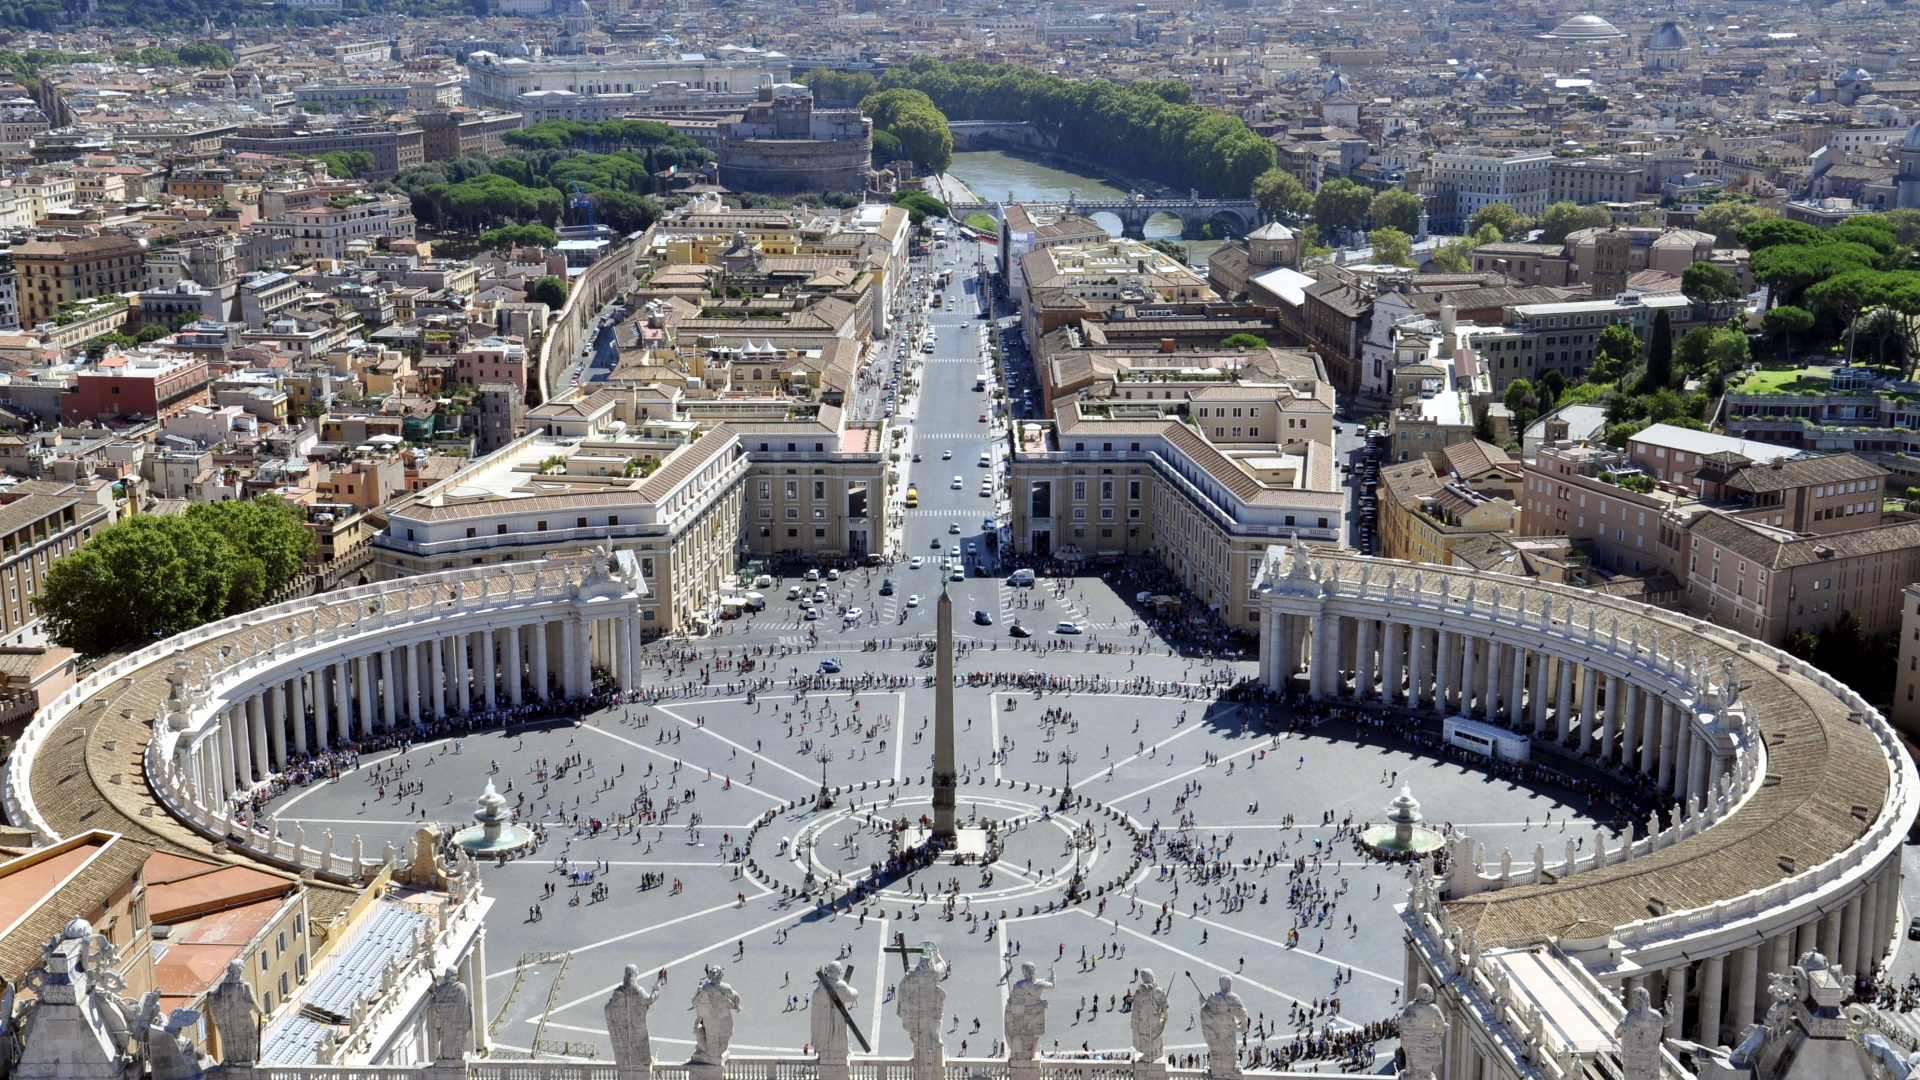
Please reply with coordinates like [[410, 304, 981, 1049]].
[[269, 590, 1622, 1070]]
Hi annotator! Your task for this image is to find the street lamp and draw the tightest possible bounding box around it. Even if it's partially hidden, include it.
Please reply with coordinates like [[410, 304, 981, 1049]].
[[1057, 747, 1078, 811], [814, 747, 837, 809]]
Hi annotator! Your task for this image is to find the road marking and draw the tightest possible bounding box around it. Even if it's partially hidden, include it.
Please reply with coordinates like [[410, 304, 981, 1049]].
[[578, 725, 785, 803], [543, 899, 817, 1013], [483, 892, 760, 981], [653, 704, 817, 788]]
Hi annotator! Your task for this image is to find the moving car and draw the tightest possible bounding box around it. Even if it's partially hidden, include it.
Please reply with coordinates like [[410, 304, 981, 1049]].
[[878, 579, 894, 596], [950, 569, 965, 582], [818, 659, 842, 673], [942, 450, 952, 460], [952, 475, 964, 489], [909, 556, 924, 569], [973, 610, 994, 625], [1055, 621, 1083, 635], [949, 522, 962, 534], [1008, 623, 1031, 638], [843, 608, 863, 622], [931, 538, 943, 549], [906, 594, 921, 607]]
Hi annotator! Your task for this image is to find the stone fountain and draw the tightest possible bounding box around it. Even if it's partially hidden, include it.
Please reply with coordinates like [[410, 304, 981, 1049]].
[[1360, 783, 1446, 857], [451, 780, 536, 860]]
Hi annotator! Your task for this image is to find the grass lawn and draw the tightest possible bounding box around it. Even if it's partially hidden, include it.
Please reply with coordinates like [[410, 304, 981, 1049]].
[[964, 212, 999, 234], [1733, 366, 1833, 394]]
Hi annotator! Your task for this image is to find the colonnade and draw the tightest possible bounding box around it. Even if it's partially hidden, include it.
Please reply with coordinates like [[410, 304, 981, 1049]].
[[184, 611, 641, 803], [1264, 608, 1735, 811]]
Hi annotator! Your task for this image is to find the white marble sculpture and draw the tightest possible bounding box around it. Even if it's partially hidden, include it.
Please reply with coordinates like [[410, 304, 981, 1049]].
[[427, 969, 472, 1064], [1130, 968, 1170, 1063], [1005, 962, 1054, 1061], [1398, 983, 1448, 1080], [810, 961, 858, 1066], [690, 966, 740, 1066], [1199, 976, 1247, 1079], [605, 964, 657, 1077], [206, 960, 262, 1066], [896, 944, 946, 1076]]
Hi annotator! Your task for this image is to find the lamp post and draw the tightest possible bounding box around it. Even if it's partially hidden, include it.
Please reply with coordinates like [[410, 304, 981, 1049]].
[[814, 748, 836, 809], [1058, 747, 1078, 811]]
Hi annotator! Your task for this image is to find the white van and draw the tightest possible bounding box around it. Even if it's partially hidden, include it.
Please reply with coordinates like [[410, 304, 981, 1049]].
[[1008, 568, 1036, 587]]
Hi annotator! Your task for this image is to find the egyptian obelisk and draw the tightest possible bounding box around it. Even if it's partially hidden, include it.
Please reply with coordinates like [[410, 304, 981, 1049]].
[[932, 585, 957, 841]]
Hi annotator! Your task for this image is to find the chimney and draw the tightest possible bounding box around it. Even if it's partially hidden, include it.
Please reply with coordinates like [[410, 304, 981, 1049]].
[[1160, 338, 1176, 353], [1440, 298, 1458, 354]]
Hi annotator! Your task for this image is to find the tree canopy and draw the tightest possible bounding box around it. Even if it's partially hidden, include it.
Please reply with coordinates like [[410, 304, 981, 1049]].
[[1695, 201, 1774, 247], [1468, 203, 1533, 241], [1680, 261, 1743, 306], [1368, 189, 1422, 235], [860, 89, 954, 175], [1251, 169, 1309, 218], [1538, 201, 1612, 245], [1312, 179, 1373, 233], [1370, 226, 1414, 267], [479, 224, 557, 251], [37, 498, 313, 657], [528, 276, 568, 310]]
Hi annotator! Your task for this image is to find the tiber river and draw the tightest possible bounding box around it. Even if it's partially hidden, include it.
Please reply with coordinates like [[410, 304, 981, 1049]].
[[942, 149, 1225, 266]]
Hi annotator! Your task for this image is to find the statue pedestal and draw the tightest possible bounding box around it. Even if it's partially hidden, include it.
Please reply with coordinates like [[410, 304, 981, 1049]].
[[911, 1050, 945, 1080], [1010, 1057, 1042, 1080], [818, 1060, 850, 1080], [1204, 1059, 1242, 1080], [687, 1061, 725, 1080], [1132, 1059, 1167, 1080]]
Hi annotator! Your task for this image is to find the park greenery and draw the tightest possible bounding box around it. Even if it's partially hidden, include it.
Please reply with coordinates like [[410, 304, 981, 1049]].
[[115, 42, 232, 68], [38, 498, 315, 657], [527, 276, 568, 311], [3, 0, 484, 31], [860, 89, 954, 176], [807, 58, 1275, 198], [478, 224, 558, 251], [889, 190, 949, 227]]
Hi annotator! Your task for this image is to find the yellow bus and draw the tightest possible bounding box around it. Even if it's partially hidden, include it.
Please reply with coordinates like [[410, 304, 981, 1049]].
[[905, 486, 919, 508]]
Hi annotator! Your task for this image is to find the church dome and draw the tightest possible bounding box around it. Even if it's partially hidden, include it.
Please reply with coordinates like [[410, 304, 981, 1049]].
[[1900, 120, 1920, 149], [1323, 69, 1351, 95], [1543, 13, 1625, 39], [1840, 66, 1874, 84], [1649, 21, 1687, 50]]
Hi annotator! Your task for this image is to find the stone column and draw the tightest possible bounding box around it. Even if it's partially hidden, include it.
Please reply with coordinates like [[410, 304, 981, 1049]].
[[1842, 893, 1865, 979], [478, 630, 497, 714], [429, 636, 446, 716], [1639, 691, 1660, 777], [1729, 945, 1758, 1037], [1407, 626, 1428, 709], [1485, 641, 1505, 720], [266, 685, 286, 768], [1820, 907, 1844, 962], [1689, 738, 1712, 809], [1598, 675, 1619, 760], [1620, 685, 1640, 770], [355, 654, 374, 738], [532, 621, 550, 701], [1434, 631, 1454, 711], [1659, 701, 1679, 791], [1861, 876, 1883, 978], [1506, 645, 1526, 727], [507, 624, 525, 705], [1696, 954, 1724, 1045], [1664, 963, 1687, 1041], [333, 662, 352, 744], [1460, 636, 1479, 717], [248, 695, 270, 779], [1768, 934, 1793, 1000], [1529, 649, 1550, 733], [291, 675, 309, 756], [224, 708, 247, 789], [1554, 659, 1573, 742], [447, 635, 468, 715], [616, 620, 636, 694], [1880, 864, 1905, 968], [1578, 666, 1598, 754], [1354, 618, 1377, 700], [404, 643, 422, 723], [381, 651, 399, 731]]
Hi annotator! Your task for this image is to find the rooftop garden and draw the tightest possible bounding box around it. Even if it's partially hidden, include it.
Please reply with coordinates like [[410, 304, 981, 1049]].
[[1727, 365, 1834, 395]]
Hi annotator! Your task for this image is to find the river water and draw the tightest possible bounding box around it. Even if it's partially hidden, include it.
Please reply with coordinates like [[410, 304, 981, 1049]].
[[942, 150, 1223, 265]]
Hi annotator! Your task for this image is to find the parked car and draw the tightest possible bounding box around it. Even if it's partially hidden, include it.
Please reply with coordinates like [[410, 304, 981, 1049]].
[[1055, 621, 1083, 635]]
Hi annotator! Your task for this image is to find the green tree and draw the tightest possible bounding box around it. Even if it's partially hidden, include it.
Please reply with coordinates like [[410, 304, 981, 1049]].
[[1538, 369, 1567, 406], [184, 498, 314, 612], [528, 275, 568, 310], [1311, 179, 1372, 233], [1251, 168, 1310, 218], [1368, 189, 1422, 234], [1468, 202, 1532, 241], [1220, 333, 1268, 349], [1750, 241, 1883, 309], [1681, 261, 1743, 306], [1369, 225, 1414, 267], [478, 223, 557, 250], [176, 42, 234, 67], [1762, 304, 1814, 360], [1427, 234, 1473, 274], [37, 515, 238, 656], [1696, 201, 1774, 247], [1537, 201, 1612, 245], [1737, 218, 1823, 252], [860, 88, 953, 174], [889, 190, 949, 226], [1644, 309, 1673, 390], [1592, 323, 1643, 384], [1881, 209, 1920, 251], [1472, 222, 1505, 247]]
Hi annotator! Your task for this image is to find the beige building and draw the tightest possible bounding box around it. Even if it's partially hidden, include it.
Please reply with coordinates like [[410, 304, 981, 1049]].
[[1682, 509, 1920, 646], [1375, 456, 1518, 567], [14, 234, 146, 329]]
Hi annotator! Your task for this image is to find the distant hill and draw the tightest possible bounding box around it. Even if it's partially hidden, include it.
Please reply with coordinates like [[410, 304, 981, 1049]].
[[0, 0, 485, 33]]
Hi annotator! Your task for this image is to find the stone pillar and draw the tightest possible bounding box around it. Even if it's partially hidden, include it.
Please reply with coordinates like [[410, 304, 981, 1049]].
[[617, 620, 636, 694], [429, 636, 447, 716], [1768, 935, 1793, 1011], [1457, 635, 1477, 717], [1820, 907, 1844, 962], [1639, 691, 1661, 777], [1797, 920, 1820, 961], [381, 651, 399, 730], [479, 630, 497, 714], [1688, 737, 1711, 809], [507, 624, 525, 705], [1842, 893, 1865, 979], [1729, 944, 1758, 1037], [1659, 701, 1680, 791], [1529, 649, 1550, 733], [1601, 675, 1623, 762], [1554, 659, 1573, 742], [404, 642, 422, 723], [220, 709, 244, 791], [1434, 631, 1454, 711], [1354, 618, 1377, 700], [1620, 684, 1640, 770], [1485, 641, 1505, 719], [1408, 626, 1428, 709], [532, 621, 550, 700], [248, 695, 270, 780], [447, 635, 467, 715], [315, 671, 333, 751], [352, 654, 371, 737], [1696, 955, 1724, 1045], [1578, 666, 1598, 754], [292, 675, 309, 756], [562, 618, 581, 699], [1664, 963, 1687, 1041], [1879, 864, 1905, 968], [266, 685, 286, 768], [1506, 645, 1526, 726], [334, 662, 352, 744]]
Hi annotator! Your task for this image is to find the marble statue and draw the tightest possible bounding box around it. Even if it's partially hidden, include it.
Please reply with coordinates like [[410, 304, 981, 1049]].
[[1199, 976, 1247, 1078], [690, 966, 740, 1065], [810, 961, 859, 1065], [147, 1009, 204, 1080], [206, 959, 262, 1065], [1398, 984, 1448, 1080], [896, 944, 946, 1068], [605, 965, 657, 1075], [1004, 962, 1054, 1060], [427, 969, 472, 1064], [1614, 986, 1666, 1080], [1129, 968, 1169, 1062]]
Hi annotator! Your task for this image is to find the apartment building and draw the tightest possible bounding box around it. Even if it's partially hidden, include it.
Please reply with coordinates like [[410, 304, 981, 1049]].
[[257, 194, 417, 261], [65, 352, 212, 426], [999, 205, 1109, 294], [1376, 456, 1518, 566], [1519, 441, 1700, 583], [1424, 146, 1553, 226], [1683, 509, 1920, 645], [14, 233, 146, 328], [0, 480, 112, 645], [1548, 156, 1647, 205]]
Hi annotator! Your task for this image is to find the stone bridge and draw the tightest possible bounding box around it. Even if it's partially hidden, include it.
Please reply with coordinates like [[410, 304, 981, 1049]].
[[946, 120, 1059, 152], [946, 196, 1263, 240]]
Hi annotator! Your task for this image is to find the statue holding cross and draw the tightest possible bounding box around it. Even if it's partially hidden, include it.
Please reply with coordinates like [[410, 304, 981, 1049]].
[[896, 941, 946, 1080]]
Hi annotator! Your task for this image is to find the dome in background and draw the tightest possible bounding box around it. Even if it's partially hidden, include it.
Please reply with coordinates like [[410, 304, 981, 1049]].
[[1900, 120, 1920, 149], [1542, 13, 1625, 39], [1323, 69, 1351, 95], [1649, 21, 1687, 50]]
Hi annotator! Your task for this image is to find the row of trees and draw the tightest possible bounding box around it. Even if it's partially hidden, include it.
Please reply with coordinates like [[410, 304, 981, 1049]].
[[39, 498, 315, 657], [807, 58, 1275, 197], [860, 89, 954, 176], [377, 146, 671, 238], [115, 42, 233, 68]]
